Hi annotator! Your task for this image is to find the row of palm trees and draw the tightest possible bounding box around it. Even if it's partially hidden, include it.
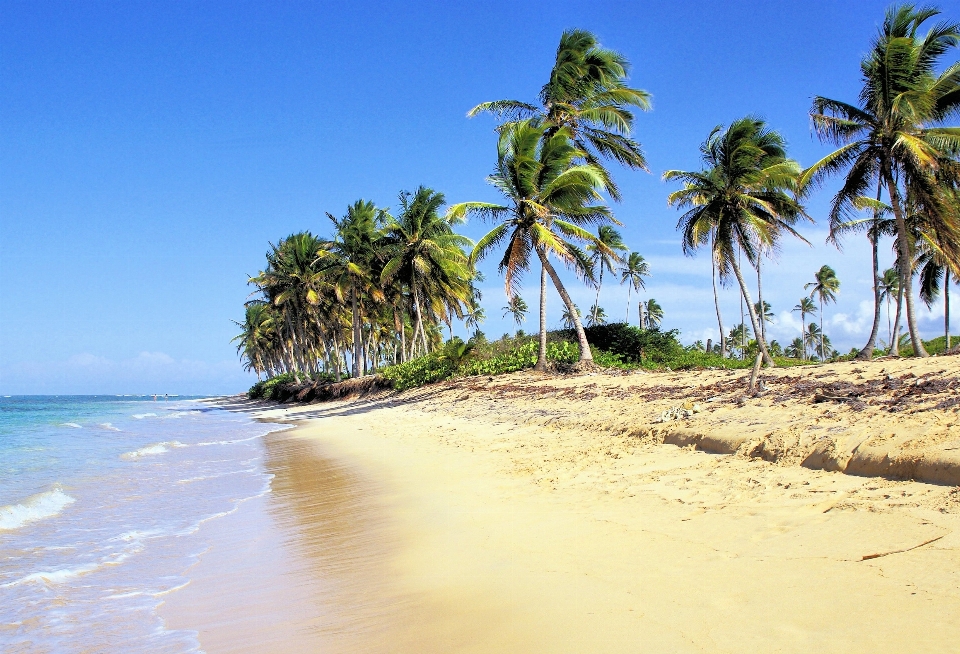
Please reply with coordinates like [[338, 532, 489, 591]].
[[234, 188, 477, 380], [236, 6, 959, 379]]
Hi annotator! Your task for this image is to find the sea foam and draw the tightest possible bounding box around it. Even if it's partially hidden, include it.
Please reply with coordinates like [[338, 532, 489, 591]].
[[0, 486, 76, 531], [122, 441, 186, 459]]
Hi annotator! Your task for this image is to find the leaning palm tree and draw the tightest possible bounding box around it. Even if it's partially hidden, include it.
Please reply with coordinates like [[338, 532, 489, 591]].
[[587, 226, 627, 324], [469, 29, 650, 201], [502, 296, 529, 326], [802, 5, 960, 358], [665, 117, 809, 367], [805, 265, 840, 361], [448, 119, 617, 366], [792, 297, 818, 361], [619, 252, 650, 324]]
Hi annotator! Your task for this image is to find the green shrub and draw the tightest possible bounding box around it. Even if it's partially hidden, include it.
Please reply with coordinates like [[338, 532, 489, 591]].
[[248, 372, 298, 400], [555, 323, 683, 364], [899, 334, 960, 357]]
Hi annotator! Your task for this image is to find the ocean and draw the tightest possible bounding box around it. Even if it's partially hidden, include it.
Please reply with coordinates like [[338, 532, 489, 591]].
[[0, 395, 288, 652]]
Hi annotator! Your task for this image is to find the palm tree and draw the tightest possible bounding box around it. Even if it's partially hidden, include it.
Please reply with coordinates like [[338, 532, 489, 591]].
[[803, 5, 960, 358], [587, 304, 607, 326], [588, 226, 627, 324], [785, 336, 806, 359], [316, 201, 388, 377], [561, 305, 582, 329], [792, 297, 818, 361], [916, 232, 959, 351], [805, 265, 840, 361], [469, 29, 650, 201], [503, 296, 529, 326], [665, 117, 809, 367], [878, 267, 901, 350], [642, 298, 663, 329], [728, 323, 751, 360], [619, 252, 650, 324], [754, 300, 774, 333], [380, 187, 474, 361], [449, 119, 616, 366], [805, 322, 823, 360]]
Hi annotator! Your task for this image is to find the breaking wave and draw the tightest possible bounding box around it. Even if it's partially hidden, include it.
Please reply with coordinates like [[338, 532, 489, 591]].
[[0, 486, 76, 531]]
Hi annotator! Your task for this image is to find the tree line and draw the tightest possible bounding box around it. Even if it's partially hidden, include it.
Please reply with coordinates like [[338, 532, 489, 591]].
[[235, 5, 960, 380]]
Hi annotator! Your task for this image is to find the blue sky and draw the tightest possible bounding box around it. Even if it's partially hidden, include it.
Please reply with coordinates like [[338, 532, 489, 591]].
[[1, 0, 956, 394]]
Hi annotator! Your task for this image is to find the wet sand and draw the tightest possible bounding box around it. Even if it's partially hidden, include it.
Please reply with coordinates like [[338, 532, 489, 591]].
[[167, 382, 960, 652]]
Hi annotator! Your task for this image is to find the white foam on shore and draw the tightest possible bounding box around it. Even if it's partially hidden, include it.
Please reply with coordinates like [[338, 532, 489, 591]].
[[122, 441, 187, 459], [0, 486, 76, 531]]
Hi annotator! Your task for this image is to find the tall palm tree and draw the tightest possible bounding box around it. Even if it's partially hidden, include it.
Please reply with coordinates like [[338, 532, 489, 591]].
[[316, 201, 386, 377], [665, 117, 809, 367], [380, 187, 474, 360], [587, 225, 627, 324], [916, 231, 959, 351], [805, 322, 823, 360], [754, 300, 774, 333], [619, 252, 650, 324], [879, 267, 901, 349], [642, 298, 663, 329], [803, 5, 960, 358], [792, 297, 818, 361], [469, 29, 650, 201], [448, 119, 616, 365], [503, 296, 529, 326], [805, 265, 840, 361]]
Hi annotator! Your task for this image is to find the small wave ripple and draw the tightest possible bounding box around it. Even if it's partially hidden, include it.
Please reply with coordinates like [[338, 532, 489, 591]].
[[0, 486, 76, 531], [122, 441, 187, 459]]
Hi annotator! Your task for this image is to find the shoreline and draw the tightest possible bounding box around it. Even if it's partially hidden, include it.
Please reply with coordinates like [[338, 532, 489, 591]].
[[175, 360, 960, 651]]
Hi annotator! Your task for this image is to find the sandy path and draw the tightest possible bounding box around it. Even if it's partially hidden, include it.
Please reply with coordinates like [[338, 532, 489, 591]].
[[232, 397, 960, 653]]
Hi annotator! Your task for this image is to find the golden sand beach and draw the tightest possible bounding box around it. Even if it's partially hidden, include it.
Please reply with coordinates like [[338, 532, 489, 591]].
[[167, 356, 960, 652]]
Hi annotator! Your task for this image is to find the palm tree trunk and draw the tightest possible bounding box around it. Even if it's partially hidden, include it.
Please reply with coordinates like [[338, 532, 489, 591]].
[[537, 247, 592, 363], [800, 310, 806, 361], [887, 297, 893, 350], [858, 183, 884, 360], [535, 261, 548, 371], [731, 256, 775, 367], [883, 171, 928, 357], [945, 279, 951, 351], [411, 279, 425, 359], [625, 284, 632, 324], [351, 286, 362, 377], [757, 255, 766, 345], [819, 297, 825, 360], [891, 282, 904, 356], [638, 301, 645, 331], [711, 244, 726, 358]]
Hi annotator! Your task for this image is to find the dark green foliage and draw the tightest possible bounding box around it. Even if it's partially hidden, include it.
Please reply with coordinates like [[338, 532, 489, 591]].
[[248, 372, 298, 400], [556, 323, 683, 364], [898, 335, 960, 357]]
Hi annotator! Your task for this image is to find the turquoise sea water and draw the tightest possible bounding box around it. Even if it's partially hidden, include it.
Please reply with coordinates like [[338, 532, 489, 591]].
[[0, 396, 287, 652]]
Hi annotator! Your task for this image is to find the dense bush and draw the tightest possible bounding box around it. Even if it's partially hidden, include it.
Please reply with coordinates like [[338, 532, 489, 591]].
[[899, 334, 960, 357], [555, 323, 683, 364], [248, 372, 298, 400]]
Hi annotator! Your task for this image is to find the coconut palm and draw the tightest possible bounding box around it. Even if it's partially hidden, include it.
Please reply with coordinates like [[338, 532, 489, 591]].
[[315, 201, 387, 377], [754, 301, 774, 332], [916, 232, 959, 351], [561, 305, 582, 329], [803, 5, 960, 358], [619, 252, 650, 324], [642, 298, 663, 329], [380, 187, 474, 361], [805, 265, 840, 360], [878, 267, 901, 349], [503, 296, 529, 326], [448, 119, 617, 365], [469, 29, 650, 201], [805, 322, 824, 360], [587, 226, 627, 324], [728, 323, 752, 360], [587, 304, 607, 326], [665, 117, 809, 367], [785, 337, 806, 359], [791, 297, 818, 361]]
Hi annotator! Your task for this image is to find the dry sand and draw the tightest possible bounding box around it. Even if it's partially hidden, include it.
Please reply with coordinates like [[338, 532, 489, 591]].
[[169, 356, 960, 652]]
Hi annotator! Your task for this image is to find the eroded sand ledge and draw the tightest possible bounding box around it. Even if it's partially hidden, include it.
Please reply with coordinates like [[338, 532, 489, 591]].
[[185, 357, 960, 652]]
